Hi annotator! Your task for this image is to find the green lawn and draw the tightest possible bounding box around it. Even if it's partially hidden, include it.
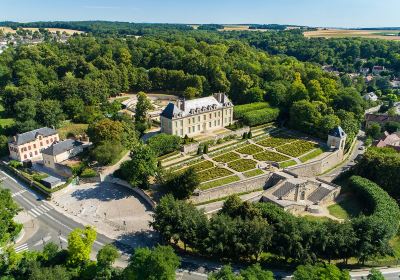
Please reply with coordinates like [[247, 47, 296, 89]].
[[58, 122, 89, 140], [243, 169, 264, 178], [299, 148, 324, 163], [279, 160, 297, 168], [0, 103, 15, 128], [327, 196, 363, 220], [199, 175, 240, 190]]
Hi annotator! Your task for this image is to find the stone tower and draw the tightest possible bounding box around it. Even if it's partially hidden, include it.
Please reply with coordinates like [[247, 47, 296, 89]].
[[327, 126, 347, 150]]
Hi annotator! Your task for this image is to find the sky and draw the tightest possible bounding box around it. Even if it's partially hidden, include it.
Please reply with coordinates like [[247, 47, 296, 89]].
[[0, 0, 399, 28]]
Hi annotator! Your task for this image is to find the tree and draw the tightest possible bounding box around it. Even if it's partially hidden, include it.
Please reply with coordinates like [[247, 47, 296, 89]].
[[147, 133, 182, 156], [0, 135, 9, 157], [67, 226, 97, 266], [0, 188, 21, 246], [118, 143, 157, 189], [123, 245, 180, 280], [36, 99, 64, 128], [164, 167, 199, 199], [366, 122, 382, 140], [183, 87, 198, 99], [87, 118, 124, 145], [293, 263, 350, 280], [95, 244, 120, 280], [91, 141, 124, 166], [366, 268, 385, 280], [135, 92, 153, 134], [14, 98, 37, 121], [240, 264, 274, 280], [208, 265, 240, 280], [384, 121, 400, 133]]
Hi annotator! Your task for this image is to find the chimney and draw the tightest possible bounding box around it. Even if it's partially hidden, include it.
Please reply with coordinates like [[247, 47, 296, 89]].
[[214, 92, 224, 103]]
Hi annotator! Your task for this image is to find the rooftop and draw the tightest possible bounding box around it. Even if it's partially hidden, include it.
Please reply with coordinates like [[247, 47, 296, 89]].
[[329, 126, 346, 138], [11, 127, 58, 146], [41, 139, 84, 156]]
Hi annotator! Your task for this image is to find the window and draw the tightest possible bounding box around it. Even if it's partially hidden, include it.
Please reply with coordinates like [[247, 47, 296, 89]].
[[209, 113, 212, 119], [33, 144, 36, 149], [198, 116, 200, 122], [203, 115, 206, 120], [209, 122, 211, 128], [180, 120, 183, 126], [24, 155, 27, 159], [197, 125, 200, 131], [218, 112, 221, 117], [35, 151, 38, 155], [188, 127, 191, 133], [193, 126, 196, 132], [188, 118, 191, 124], [192, 117, 195, 123], [28, 146, 31, 150], [214, 112, 216, 118], [46, 140, 49, 144], [214, 120, 216, 126]]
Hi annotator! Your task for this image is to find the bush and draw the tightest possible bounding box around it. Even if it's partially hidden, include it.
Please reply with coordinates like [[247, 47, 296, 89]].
[[147, 133, 182, 157], [9, 160, 22, 169], [242, 107, 280, 126], [164, 168, 199, 199], [91, 141, 124, 165], [233, 102, 270, 119], [80, 168, 97, 178]]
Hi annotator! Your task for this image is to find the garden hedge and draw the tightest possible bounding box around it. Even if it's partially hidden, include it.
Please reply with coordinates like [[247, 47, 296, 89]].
[[233, 102, 270, 119], [242, 107, 280, 126]]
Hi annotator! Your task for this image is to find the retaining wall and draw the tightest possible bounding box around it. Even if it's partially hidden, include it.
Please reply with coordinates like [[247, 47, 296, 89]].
[[190, 173, 271, 204]]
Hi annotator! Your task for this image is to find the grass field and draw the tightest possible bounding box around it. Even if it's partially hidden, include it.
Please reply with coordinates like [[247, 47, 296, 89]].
[[57, 122, 89, 140], [304, 29, 400, 41], [328, 196, 363, 220]]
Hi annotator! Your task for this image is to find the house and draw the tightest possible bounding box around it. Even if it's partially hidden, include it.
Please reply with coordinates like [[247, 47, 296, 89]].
[[42, 139, 89, 177], [365, 113, 400, 129], [363, 92, 378, 102], [359, 67, 370, 75], [160, 93, 234, 137], [8, 127, 59, 162], [374, 131, 400, 151], [372, 66, 385, 75], [327, 126, 347, 150]]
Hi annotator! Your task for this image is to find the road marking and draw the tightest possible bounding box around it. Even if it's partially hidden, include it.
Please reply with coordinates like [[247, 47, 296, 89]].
[[20, 196, 38, 208], [28, 204, 52, 218], [33, 235, 52, 247], [94, 240, 105, 246], [1, 171, 17, 183], [14, 243, 28, 253], [40, 204, 51, 211], [44, 213, 73, 231], [29, 208, 42, 217], [60, 236, 68, 243], [12, 190, 27, 197]]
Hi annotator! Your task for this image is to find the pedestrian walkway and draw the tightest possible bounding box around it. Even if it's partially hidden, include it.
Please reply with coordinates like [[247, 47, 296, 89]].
[[28, 204, 52, 219], [14, 243, 29, 253]]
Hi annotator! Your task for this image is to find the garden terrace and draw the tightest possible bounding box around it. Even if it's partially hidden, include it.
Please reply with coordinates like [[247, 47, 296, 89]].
[[253, 150, 290, 162], [197, 167, 233, 182], [276, 140, 318, 157], [212, 151, 241, 163], [199, 175, 241, 190], [243, 169, 264, 178], [257, 136, 296, 148], [236, 144, 263, 155], [227, 159, 257, 172], [187, 160, 214, 172]]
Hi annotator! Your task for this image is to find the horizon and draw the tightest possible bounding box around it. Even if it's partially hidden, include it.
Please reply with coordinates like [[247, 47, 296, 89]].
[[1, 0, 400, 29]]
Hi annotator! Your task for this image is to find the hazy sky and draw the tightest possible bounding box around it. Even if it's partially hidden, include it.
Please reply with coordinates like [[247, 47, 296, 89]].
[[1, 0, 399, 28]]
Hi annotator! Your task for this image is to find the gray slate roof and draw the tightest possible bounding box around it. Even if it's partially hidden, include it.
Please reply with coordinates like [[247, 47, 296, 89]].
[[41, 139, 83, 156], [161, 94, 233, 119], [329, 126, 346, 138], [11, 127, 57, 145]]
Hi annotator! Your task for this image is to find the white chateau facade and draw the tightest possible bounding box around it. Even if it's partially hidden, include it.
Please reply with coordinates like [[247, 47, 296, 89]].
[[160, 93, 234, 137]]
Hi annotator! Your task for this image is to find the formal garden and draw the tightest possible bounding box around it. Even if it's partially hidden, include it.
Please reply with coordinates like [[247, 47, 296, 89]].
[[167, 129, 326, 191]]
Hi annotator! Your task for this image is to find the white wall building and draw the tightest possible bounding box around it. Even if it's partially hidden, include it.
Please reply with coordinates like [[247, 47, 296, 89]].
[[160, 93, 234, 137]]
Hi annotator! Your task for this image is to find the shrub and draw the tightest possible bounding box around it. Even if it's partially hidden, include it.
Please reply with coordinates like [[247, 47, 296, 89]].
[[91, 141, 124, 165], [242, 107, 280, 126], [9, 160, 22, 169], [147, 133, 182, 157], [228, 159, 257, 172], [80, 168, 97, 178], [164, 168, 199, 199], [233, 102, 270, 119]]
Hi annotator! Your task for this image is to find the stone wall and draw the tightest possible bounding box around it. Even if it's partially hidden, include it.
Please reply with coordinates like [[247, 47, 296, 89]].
[[285, 149, 344, 177], [190, 173, 271, 204]]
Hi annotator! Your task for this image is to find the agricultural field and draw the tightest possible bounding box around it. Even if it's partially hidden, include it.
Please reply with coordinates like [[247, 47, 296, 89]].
[[253, 150, 290, 162], [276, 140, 318, 157], [236, 144, 263, 155], [304, 28, 400, 41], [213, 151, 240, 163], [228, 159, 257, 172]]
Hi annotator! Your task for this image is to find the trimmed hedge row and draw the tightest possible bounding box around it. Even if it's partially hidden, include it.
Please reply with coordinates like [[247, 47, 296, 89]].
[[242, 107, 280, 126], [349, 176, 400, 237], [233, 102, 270, 119]]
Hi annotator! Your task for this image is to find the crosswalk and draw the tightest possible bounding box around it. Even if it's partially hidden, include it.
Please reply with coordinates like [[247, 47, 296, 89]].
[[28, 204, 52, 218], [12, 189, 27, 197], [14, 243, 28, 253]]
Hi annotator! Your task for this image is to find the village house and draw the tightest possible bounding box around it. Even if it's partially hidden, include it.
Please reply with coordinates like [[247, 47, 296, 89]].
[[372, 65, 385, 75], [365, 113, 400, 129], [363, 92, 378, 102], [42, 139, 90, 177], [8, 127, 59, 162], [160, 93, 234, 137]]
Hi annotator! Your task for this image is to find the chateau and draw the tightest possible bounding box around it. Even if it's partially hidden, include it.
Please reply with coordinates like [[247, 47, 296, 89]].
[[160, 93, 234, 137]]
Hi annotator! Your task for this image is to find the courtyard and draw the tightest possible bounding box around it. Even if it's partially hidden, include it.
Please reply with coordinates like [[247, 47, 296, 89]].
[[51, 181, 153, 239]]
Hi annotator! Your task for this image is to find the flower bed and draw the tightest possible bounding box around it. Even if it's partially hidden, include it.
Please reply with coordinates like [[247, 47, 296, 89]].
[[257, 136, 296, 148], [243, 169, 264, 178], [253, 150, 290, 162], [199, 175, 240, 190], [197, 167, 233, 182], [213, 152, 240, 163], [236, 144, 263, 155], [276, 141, 318, 157], [228, 159, 257, 172], [188, 160, 214, 172]]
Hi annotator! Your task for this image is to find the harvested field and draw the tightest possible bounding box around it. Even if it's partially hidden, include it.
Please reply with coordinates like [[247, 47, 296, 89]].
[[304, 29, 400, 41]]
